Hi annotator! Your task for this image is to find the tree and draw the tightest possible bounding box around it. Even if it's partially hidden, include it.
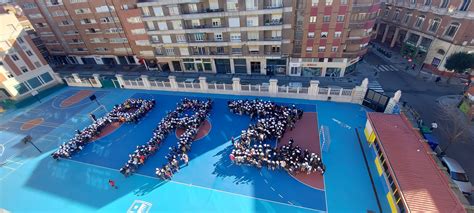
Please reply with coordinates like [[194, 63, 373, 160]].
[[444, 52, 474, 82], [436, 105, 473, 153]]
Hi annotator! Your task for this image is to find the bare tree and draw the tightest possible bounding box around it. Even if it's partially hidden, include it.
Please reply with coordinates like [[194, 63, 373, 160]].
[[436, 105, 473, 153]]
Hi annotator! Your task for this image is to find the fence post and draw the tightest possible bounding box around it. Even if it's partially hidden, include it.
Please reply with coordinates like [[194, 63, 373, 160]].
[[269, 79, 278, 94], [92, 74, 102, 88], [351, 78, 369, 104], [115, 74, 125, 88], [72, 73, 81, 83], [384, 90, 402, 114], [141, 75, 151, 89], [199, 77, 208, 91], [232, 77, 241, 92], [53, 73, 64, 83], [168, 76, 178, 89], [309, 80, 320, 96]]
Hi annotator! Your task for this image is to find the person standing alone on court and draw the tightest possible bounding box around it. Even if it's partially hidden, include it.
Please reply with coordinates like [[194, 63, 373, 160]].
[[108, 179, 118, 189]]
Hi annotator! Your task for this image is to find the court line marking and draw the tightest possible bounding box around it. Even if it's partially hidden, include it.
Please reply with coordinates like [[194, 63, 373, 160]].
[[7, 120, 66, 129], [63, 158, 324, 212], [316, 105, 329, 213], [2, 135, 23, 146], [11, 118, 76, 128]]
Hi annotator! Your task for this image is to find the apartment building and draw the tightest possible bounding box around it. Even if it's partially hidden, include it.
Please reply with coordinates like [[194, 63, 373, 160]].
[[375, 0, 474, 75], [17, 0, 155, 66], [137, 0, 378, 76], [289, 0, 380, 77], [0, 13, 59, 100]]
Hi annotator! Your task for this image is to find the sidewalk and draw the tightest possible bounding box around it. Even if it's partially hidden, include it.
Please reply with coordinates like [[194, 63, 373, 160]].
[[369, 41, 464, 85]]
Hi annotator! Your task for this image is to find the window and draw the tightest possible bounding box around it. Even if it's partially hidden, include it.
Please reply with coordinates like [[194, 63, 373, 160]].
[[180, 47, 189, 56], [176, 34, 186, 43], [428, 18, 441, 33], [191, 19, 201, 27], [75, 8, 91, 14], [172, 21, 182, 30], [444, 22, 460, 37], [424, 0, 431, 5], [318, 46, 326, 52], [231, 47, 242, 54], [142, 7, 151, 16], [248, 45, 259, 53], [165, 48, 175, 55], [246, 0, 257, 10], [248, 32, 259, 40], [127, 16, 141, 23], [230, 33, 241, 41], [440, 0, 449, 8], [95, 5, 114, 13], [29, 13, 43, 19], [188, 4, 198, 12], [215, 32, 223, 41], [131, 28, 145, 35], [229, 17, 240, 27], [153, 6, 164, 16], [23, 3, 37, 9], [25, 50, 33, 56], [158, 22, 168, 30], [36, 23, 47, 28], [110, 38, 128, 43], [331, 46, 338, 52], [100, 17, 117, 23], [308, 32, 315, 38], [11, 54, 20, 61], [334, 31, 342, 38], [194, 33, 205, 41], [212, 18, 221, 27], [437, 49, 446, 55], [80, 18, 96, 24], [321, 32, 328, 38], [210, 0, 219, 10], [393, 10, 400, 21], [325, 0, 333, 5], [312, 0, 319, 6], [4, 70, 14, 78], [337, 15, 345, 22], [216, 47, 225, 54], [310, 16, 317, 23], [306, 47, 313, 52], [410, 0, 416, 4], [70, 0, 87, 3], [20, 66, 29, 73], [403, 12, 412, 24], [17, 37, 24, 44], [272, 30, 281, 39], [95, 47, 109, 52], [341, 0, 348, 4], [323, 16, 330, 22], [459, 0, 471, 11], [162, 35, 172, 43], [146, 21, 155, 30], [272, 45, 280, 53], [168, 6, 179, 15], [151, 35, 160, 43], [247, 16, 258, 26], [414, 15, 425, 28], [227, 0, 238, 11]]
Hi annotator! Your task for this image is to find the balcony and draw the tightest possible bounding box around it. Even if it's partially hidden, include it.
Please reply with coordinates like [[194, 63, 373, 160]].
[[265, 19, 283, 26], [182, 8, 224, 14]]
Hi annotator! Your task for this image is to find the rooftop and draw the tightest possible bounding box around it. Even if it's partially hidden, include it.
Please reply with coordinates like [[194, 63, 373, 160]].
[[367, 112, 466, 213]]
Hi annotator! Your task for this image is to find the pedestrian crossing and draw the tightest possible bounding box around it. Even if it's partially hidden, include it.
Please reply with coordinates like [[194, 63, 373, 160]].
[[368, 80, 384, 93], [376, 65, 398, 72]]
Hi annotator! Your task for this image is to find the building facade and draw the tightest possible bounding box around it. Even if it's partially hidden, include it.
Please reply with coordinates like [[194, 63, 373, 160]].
[[0, 13, 59, 100], [18, 0, 379, 77], [375, 0, 474, 75], [17, 0, 155, 66]]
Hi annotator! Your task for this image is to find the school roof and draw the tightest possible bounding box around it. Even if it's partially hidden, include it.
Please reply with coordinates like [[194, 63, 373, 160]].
[[367, 112, 466, 213]]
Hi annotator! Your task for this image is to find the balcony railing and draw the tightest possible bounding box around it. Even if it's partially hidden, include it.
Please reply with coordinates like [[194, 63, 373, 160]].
[[264, 19, 283, 26], [181, 8, 224, 14]]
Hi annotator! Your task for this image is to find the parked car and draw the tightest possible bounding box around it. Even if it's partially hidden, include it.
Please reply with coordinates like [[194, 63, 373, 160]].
[[441, 156, 473, 197]]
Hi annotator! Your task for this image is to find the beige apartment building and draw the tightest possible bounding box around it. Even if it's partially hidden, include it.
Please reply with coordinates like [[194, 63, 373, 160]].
[[0, 12, 59, 100], [375, 0, 474, 75], [18, 0, 379, 77]]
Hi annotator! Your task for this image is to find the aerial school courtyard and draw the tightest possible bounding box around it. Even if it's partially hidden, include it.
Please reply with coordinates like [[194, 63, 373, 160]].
[[0, 87, 391, 212]]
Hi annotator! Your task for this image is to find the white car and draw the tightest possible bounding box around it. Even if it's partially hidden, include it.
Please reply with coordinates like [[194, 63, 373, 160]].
[[441, 156, 473, 197]]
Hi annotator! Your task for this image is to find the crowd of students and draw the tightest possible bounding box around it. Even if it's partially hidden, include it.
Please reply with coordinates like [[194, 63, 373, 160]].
[[119, 98, 212, 179], [51, 99, 155, 160], [227, 99, 325, 175]]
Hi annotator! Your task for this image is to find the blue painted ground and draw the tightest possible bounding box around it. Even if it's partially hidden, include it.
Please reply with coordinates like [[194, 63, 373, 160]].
[[0, 87, 389, 212]]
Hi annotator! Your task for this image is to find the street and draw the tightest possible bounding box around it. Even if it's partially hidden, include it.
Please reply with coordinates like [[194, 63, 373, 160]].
[[359, 51, 473, 204]]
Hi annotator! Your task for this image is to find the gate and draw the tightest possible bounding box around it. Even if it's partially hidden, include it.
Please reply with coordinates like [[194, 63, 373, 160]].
[[362, 89, 390, 112]]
